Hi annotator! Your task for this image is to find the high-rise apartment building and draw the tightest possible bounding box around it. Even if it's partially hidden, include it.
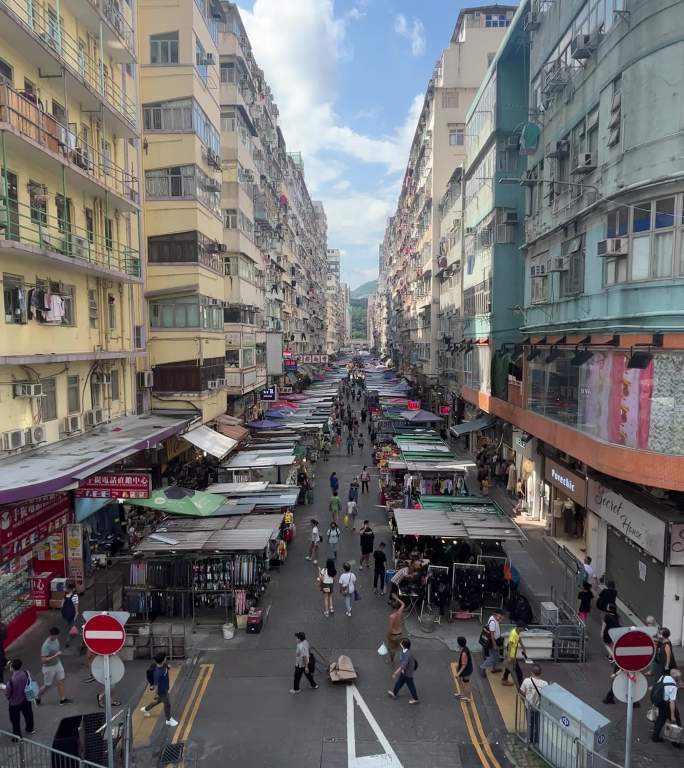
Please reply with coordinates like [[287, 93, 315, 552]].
[[325, 247, 345, 355], [379, 5, 515, 406]]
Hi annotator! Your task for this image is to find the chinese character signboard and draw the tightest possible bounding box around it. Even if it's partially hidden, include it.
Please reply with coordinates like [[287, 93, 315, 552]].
[[76, 473, 152, 500], [284, 359, 298, 371], [407, 401, 420, 411], [0, 493, 71, 559], [439, 405, 451, 416], [65, 523, 85, 591], [260, 386, 278, 402], [311, 355, 321, 363]]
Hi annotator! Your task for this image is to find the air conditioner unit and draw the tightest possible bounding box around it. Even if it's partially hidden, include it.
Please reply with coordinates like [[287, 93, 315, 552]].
[[597, 238, 628, 257], [137, 370, 154, 389], [207, 380, 219, 390], [549, 257, 569, 272], [524, 11, 541, 31], [504, 211, 519, 225], [71, 234, 89, 259], [62, 414, 83, 434], [14, 382, 43, 398], [214, 378, 227, 387], [27, 424, 47, 445], [546, 140, 570, 159], [571, 33, 598, 60], [93, 407, 105, 424], [2, 429, 27, 451], [572, 152, 597, 174]]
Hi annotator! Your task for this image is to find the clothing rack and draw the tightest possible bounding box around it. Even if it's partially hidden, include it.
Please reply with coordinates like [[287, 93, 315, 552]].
[[450, 562, 486, 622]]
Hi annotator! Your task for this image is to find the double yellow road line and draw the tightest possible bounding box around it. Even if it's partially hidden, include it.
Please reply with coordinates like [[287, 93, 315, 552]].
[[171, 663, 214, 745], [451, 662, 502, 768]]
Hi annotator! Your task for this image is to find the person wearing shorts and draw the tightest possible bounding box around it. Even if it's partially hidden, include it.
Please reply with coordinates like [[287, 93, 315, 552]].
[[38, 627, 70, 705]]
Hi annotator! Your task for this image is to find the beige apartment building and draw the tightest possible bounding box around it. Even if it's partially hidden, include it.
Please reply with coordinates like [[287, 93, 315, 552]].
[[326, 247, 346, 355], [378, 5, 515, 406]]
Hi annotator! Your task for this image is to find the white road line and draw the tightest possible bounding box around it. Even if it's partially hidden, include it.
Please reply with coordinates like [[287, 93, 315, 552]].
[[346, 684, 403, 768]]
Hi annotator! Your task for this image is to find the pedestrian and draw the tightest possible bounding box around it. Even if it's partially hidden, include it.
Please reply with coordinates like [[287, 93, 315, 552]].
[[577, 581, 593, 623], [0, 620, 7, 684], [346, 498, 358, 530], [361, 408, 367, 423], [596, 580, 618, 612], [387, 639, 419, 704], [479, 612, 503, 677], [329, 491, 341, 524], [141, 652, 178, 726], [655, 627, 677, 678], [359, 521, 374, 569], [582, 556, 594, 582], [652, 668, 682, 746], [502, 621, 527, 687], [290, 632, 318, 694], [346, 433, 354, 455], [318, 559, 336, 616], [520, 664, 548, 744], [349, 476, 359, 502], [601, 603, 620, 661], [454, 637, 474, 701], [360, 466, 370, 494], [36, 627, 69, 705], [358, 434, 365, 454], [339, 562, 357, 617], [61, 580, 79, 647], [5, 659, 35, 739], [306, 519, 321, 564], [386, 596, 405, 664], [326, 520, 341, 560], [330, 472, 339, 494], [373, 542, 387, 595]]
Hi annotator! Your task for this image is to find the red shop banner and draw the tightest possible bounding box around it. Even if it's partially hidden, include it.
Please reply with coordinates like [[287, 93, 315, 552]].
[[76, 473, 151, 500], [0, 493, 72, 559]]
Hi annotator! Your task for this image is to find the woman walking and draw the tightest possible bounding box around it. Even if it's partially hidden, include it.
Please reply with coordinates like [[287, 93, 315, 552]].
[[330, 472, 339, 494], [326, 521, 341, 560], [339, 562, 357, 617], [577, 581, 593, 623], [360, 466, 370, 494], [318, 559, 336, 616]]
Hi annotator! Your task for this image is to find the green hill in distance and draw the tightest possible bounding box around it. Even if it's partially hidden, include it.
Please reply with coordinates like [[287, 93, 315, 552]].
[[350, 280, 377, 299]]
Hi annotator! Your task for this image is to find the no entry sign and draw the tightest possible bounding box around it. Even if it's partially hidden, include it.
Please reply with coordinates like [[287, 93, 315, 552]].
[[613, 629, 655, 672], [83, 614, 126, 656]]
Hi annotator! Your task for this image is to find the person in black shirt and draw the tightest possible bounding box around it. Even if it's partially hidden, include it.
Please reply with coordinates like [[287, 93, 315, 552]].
[[577, 581, 594, 623], [601, 603, 620, 661], [454, 636, 474, 701], [359, 521, 375, 569], [373, 542, 387, 595], [596, 580, 618, 612]]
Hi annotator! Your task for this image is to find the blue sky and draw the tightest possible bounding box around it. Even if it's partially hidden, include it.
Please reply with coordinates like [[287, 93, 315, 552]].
[[238, 0, 478, 289]]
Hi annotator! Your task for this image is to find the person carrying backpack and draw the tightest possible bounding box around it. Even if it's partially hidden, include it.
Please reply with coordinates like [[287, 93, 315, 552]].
[[651, 668, 682, 744], [141, 653, 178, 727], [61, 581, 79, 647]]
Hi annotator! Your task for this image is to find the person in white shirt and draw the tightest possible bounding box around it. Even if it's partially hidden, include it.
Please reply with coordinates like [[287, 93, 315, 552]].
[[338, 562, 357, 617], [520, 665, 548, 744], [653, 669, 682, 744], [479, 612, 503, 676], [306, 519, 320, 564], [582, 556, 594, 584]]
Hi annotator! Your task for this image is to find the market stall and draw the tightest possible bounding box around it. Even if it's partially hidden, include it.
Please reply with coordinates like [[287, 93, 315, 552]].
[[218, 450, 297, 485]]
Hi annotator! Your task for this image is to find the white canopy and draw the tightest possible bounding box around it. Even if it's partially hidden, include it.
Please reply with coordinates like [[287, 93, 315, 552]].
[[182, 425, 238, 460]]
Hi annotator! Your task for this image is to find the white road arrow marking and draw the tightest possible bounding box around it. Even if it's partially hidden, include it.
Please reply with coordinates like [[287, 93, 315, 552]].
[[346, 684, 403, 768]]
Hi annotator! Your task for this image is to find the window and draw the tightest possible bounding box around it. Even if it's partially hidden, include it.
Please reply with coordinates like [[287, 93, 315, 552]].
[[607, 206, 629, 237], [148, 230, 222, 272], [47, 7, 62, 50], [442, 89, 459, 109], [67, 375, 80, 413], [0, 58, 13, 85], [61, 285, 75, 325], [485, 14, 509, 27], [55, 194, 72, 234], [88, 289, 98, 328], [195, 37, 208, 84], [224, 209, 237, 229], [145, 165, 220, 212], [101, 140, 111, 175], [221, 110, 237, 132], [29, 182, 47, 226], [149, 295, 223, 330], [449, 125, 464, 146], [220, 61, 236, 84], [560, 236, 584, 297], [85, 208, 94, 243], [608, 75, 622, 148], [91, 380, 102, 408], [3, 273, 25, 324], [105, 218, 113, 252], [41, 378, 57, 421], [225, 349, 239, 368], [530, 253, 549, 304], [144, 99, 192, 131], [108, 293, 116, 330], [110, 369, 120, 401], [134, 324, 144, 348], [150, 32, 179, 64]]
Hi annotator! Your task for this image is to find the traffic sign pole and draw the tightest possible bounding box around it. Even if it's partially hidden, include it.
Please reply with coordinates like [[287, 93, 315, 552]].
[[625, 674, 633, 768], [103, 654, 114, 768]]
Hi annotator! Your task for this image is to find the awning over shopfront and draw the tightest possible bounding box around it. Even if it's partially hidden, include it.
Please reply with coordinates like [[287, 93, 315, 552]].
[[135, 515, 277, 553], [0, 413, 194, 505], [182, 425, 238, 460], [393, 506, 526, 542], [216, 422, 249, 444], [450, 416, 495, 437], [132, 486, 226, 517], [387, 460, 476, 473], [222, 451, 296, 469]]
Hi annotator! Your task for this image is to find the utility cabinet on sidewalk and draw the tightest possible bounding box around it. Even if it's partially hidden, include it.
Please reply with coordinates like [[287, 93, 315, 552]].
[[538, 683, 610, 768]]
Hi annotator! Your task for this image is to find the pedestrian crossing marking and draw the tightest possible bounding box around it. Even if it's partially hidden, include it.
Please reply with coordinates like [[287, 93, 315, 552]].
[[346, 684, 403, 767]]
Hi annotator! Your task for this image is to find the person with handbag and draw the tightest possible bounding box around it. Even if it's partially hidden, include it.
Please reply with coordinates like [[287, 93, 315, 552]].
[[61, 581, 79, 648], [651, 668, 682, 745], [520, 665, 548, 744], [339, 562, 357, 617], [479, 611, 504, 677], [318, 560, 336, 616], [5, 658, 36, 739]]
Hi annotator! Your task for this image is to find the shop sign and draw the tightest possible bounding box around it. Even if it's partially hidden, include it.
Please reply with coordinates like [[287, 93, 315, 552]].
[[65, 523, 85, 591], [544, 459, 587, 506], [284, 359, 298, 371], [407, 401, 420, 410], [669, 524, 684, 566], [32, 572, 53, 610], [0, 493, 71, 558], [260, 386, 277, 402], [76, 473, 151, 500], [311, 355, 321, 363], [587, 479, 667, 562], [280, 386, 293, 394], [439, 405, 450, 416]]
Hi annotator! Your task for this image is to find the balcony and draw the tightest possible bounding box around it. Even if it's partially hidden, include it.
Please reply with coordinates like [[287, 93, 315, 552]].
[[0, 0, 137, 133], [224, 367, 257, 394], [59, 0, 135, 62], [0, 196, 140, 279], [0, 85, 138, 207]]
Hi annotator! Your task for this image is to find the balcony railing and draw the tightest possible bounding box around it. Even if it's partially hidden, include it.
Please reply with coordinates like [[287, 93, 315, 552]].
[[101, 0, 135, 52], [0, 85, 138, 203], [0, 194, 140, 277], [0, 0, 137, 127]]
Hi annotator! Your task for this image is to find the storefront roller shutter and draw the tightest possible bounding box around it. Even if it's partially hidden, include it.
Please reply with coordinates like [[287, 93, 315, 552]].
[[605, 527, 664, 622]]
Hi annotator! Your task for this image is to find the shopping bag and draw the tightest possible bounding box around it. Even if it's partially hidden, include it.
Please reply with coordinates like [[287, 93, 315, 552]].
[[354, 589, 361, 601], [69, 625, 80, 637], [24, 671, 40, 702], [343, 514, 350, 527], [377, 643, 388, 656], [646, 705, 658, 722]]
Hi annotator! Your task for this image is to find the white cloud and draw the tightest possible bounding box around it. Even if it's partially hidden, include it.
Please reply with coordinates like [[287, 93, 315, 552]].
[[332, 179, 352, 192], [394, 13, 426, 57]]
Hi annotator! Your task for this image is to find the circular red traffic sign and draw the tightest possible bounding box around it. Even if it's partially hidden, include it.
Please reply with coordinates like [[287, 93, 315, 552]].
[[613, 629, 655, 672], [82, 614, 125, 656]]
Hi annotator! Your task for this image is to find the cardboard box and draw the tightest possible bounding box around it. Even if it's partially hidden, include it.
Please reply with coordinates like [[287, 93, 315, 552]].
[[51, 577, 67, 593], [49, 598, 63, 610]]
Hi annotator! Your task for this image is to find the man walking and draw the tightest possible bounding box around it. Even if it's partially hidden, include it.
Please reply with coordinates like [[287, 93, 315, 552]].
[[326, 521, 341, 560], [61, 581, 79, 648], [454, 637, 474, 701], [387, 639, 419, 704], [329, 491, 341, 524], [290, 632, 318, 694], [373, 542, 387, 595], [141, 652, 178, 726], [520, 664, 548, 744], [502, 621, 527, 687], [359, 521, 375, 569], [346, 433, 354, 455], [360, 466, 371, 494], [37, 627, 70, 705], [480, 611, 504, 676], [652, 668, 682, 745], [386, 597, 405, 664]]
